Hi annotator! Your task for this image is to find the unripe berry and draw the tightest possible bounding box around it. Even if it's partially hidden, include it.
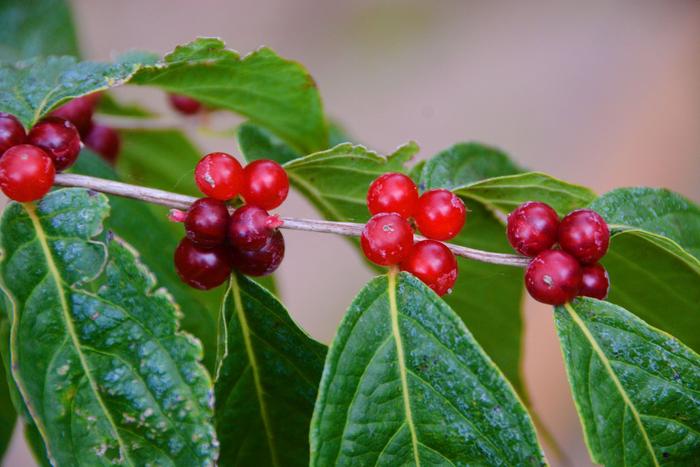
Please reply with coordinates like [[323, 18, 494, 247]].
[[230, 230, 285, 276], [185, 198, 230, 247], [525, 250, 582, 305], [194, 152, 244, 200], [579, 263, 610, 300], [360, 212, 414, 266], [169, 94, 202, 115], [242, 159, 289, 210], [507, 201, 559, 256], [367, 172, 419, 219], [174, 237, 231, 290], [558, 209, 610, 264], [0, 144, 55, 202], [84, 124, 120, 164], [0, 113, 26, 155], [228, 205, 281, 251], [414, 189, 466, 241], [27, 117, 81, 171], [400, 240, 458, 296], [49, 93, 100, 135]]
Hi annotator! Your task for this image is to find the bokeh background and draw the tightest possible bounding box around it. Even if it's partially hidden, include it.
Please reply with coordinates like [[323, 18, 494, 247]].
[[3, 0, 700, 465]]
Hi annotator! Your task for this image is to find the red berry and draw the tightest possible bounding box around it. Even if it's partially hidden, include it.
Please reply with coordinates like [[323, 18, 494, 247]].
[[228, 205, 281, 251], [169, 94, 202, 115], [174, 237, 231, 290], [507, 201, 560, 256], [579, 263, 610, 300], [185, 198, 230, 247], [0, 113, 26, 155], [230, 230, 285, 276], [367, 172, 419, 219], [242, 159, 289, 210], [0, 144, 55, 202], [525, 250, 582, 305], [360, 213, 414, 266], [27, 117, 81, 171], [194, 152, 244, 200], [400, 240, 458, 296], [414, 189, 466, 241], [558, 209, 610, 264], [84, 124, 120, 164], [49, 94, 100, 135]]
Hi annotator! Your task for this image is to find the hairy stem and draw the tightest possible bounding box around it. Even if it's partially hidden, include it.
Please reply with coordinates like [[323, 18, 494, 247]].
[[53, 173, 530, 267]]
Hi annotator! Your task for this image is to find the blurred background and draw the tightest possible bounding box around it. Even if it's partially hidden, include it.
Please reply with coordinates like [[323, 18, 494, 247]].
[[3, 0, 700, 465]]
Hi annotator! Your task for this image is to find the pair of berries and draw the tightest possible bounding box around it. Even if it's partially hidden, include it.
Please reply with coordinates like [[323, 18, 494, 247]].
[[361, 173, 466, 296], [506, 201, 610, 305], [174, 152, 290, 290]]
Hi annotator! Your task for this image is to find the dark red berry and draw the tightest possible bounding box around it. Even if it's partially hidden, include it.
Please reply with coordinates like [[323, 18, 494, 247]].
[[174, 237, 231, 290], [84, 123, 120, 164], [525, 250, 582, 305], [414, 189, 466, 241], [49, 93, 100, 135], [169, 94, 202, 115], [579, 263, 610, 300], [228, 205, 281, 251], [400, 240, 458, 296], [0, 113, 26, 155], [194, 152, 244, 200], [27, 117, 81, 171], [558, 209, 610, 264], [507, 201, 560, 256], [230, 230, 285, 276], [360, 212, 414, 266], [0, 144, 55, 202], [367, 172, 419, 219], [242, 159, 289, 210], [185, 198, 230, 246]]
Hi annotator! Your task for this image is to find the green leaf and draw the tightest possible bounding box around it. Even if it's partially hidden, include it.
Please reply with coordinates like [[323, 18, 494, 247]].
[[237, 122, 302, 164], [0, 189, 218, 465], [215, 274, 326, 466], [0, 0, 79, 60], [455, 172, 596, 216], [0, 317, 15, 459], [284, 142, 418, 223], [25, 422, 51, 467], [72, 151, 220, 371], [555, 298, 700, 466], [311, 272, 545, 465]]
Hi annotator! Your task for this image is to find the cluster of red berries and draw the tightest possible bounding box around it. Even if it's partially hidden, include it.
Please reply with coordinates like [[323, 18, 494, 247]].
[[361, 173, 467, 296], [506, 201, 610, 305], [173, 152, 290, 290], [0, 95, 120, 202]]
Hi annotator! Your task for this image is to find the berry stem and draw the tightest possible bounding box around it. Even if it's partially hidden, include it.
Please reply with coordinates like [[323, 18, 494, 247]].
[[53, 173, 530, 267]]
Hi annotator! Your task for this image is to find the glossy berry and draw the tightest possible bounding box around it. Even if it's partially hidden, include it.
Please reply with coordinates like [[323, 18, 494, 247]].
[[400, 240, 458, 296], [185, 198, 230, 246], [0, 144, 55, 202], [49, 94, 100, 135], [230, 230, 285, 276], [414, 189, 466, 241], [525, 250, 582, 305], [169, 94, 202, 115], [228, 205, 281, 251], [0, 113, 26, 155], [242, 159, 289, 210], [507, 201, 560, 256], [195, 152, 244, 200], [174, 237, 231, 290], [27, 117, 81, 171], [84, 124, 120, 164], [367, 172, 419, 219], [579, 263, 610, 300], [360, 212, 414, 266], [558, 209, 610, 264]]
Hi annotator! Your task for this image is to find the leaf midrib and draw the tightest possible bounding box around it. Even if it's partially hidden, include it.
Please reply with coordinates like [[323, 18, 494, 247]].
[[24, 204, 134, 466], [564, 302, 659, 467]]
